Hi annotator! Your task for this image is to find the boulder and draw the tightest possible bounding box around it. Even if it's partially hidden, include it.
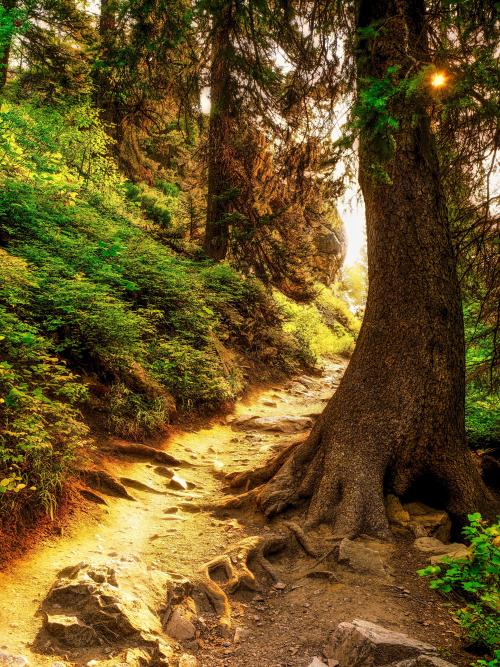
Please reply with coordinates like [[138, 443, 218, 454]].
[[338, 539, 391, 579], [45, 614, 97, 647], [41, 558, 182, 651], [326, 620, 437, 666], [307, 659, 329, 667]]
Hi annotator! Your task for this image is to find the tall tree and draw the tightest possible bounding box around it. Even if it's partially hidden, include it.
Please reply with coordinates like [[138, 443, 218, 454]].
[[0, 0, 93, 96], [230, 0, 493, 537]]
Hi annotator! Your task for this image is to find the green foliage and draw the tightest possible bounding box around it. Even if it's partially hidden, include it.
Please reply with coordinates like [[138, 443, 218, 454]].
[[104, 384, 171, 439], [418, 514, 500, 657], [464, 303, 499, 448], [151, 338, 242, 410], [274, 286, 359, 364], [0, 297, 89, 519], [0, 98, 306, 526]]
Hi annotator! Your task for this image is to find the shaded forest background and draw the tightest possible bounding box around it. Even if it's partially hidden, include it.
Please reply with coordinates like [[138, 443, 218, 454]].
[[0, 0, 497, 529]]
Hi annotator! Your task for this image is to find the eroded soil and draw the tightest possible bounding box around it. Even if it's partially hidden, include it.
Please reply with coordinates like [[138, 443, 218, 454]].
[[0, 360, 473, 666]]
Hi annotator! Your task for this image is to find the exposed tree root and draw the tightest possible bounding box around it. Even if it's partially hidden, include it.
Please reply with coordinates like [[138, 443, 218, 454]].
[[194, 534, 288, 635], [102, 440, 184, 466], [78, 469, 136, 501], [225, 436, 307, 491]]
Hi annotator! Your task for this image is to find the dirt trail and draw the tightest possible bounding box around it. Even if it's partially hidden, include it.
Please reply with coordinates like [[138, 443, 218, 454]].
[[0, 360, 470, 667]]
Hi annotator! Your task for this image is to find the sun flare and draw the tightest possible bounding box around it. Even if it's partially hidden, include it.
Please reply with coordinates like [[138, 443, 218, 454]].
[[431, 71, 447, 88]]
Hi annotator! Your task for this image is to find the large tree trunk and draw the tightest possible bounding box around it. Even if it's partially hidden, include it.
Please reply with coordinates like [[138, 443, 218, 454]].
[[234, 0, 491, 538], [203, 2, 236, 260]]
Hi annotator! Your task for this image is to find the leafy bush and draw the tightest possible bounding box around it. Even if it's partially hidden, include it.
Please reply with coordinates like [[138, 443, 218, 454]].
[[150, 338, 242, 409], [418, 514, 500, 658], [274, 287, 358, 364], [0, 306, 89, 520], [104, 383, 171, 439]]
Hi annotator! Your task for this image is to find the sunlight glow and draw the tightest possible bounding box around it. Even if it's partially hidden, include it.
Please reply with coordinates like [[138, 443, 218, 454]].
[[431, 72, 447, 88]]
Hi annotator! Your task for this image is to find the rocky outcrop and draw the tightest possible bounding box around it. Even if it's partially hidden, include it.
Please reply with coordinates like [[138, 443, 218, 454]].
[[39, 557, 199, 666], [325, 620, 456, 667], [311, 210, 346, 286]]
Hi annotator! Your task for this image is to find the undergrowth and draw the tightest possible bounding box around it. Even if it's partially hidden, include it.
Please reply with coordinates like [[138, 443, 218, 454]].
[[0, 98, 354, 522], [418, 514, 500, 665]]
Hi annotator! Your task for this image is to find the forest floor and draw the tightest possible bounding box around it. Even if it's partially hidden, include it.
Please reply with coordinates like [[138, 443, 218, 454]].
[[0, 359, 475, 667]]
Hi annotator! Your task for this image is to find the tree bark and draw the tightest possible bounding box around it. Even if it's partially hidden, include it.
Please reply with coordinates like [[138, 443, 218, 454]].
[[203, 1, 236, 260], [236, 0, 491, 538]]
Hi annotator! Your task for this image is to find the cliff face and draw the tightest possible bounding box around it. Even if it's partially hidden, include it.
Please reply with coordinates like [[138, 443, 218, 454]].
[[311, 206, 346, 286]]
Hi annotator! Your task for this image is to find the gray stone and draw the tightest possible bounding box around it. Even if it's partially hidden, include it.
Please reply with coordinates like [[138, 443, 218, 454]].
[[338, 539, 390, 579], [307, 659, 329, 667], [326, 620, 437, 666]]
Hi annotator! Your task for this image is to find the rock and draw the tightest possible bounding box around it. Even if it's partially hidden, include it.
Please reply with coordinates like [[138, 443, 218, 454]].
[[338, 539, 390, 579], [178, 655, 198, 667], [262, 399, 278, 407], [404, 503, 451, 542], [390, 657, 457, 666], [0, 653, 29, 666], [45, 614, 97, 647], [430, 545, 468, 565], [78, 469, 135, 500], [234, 626, 250, 643], [307, 658, 329, 667], [413, 537, 468, 564], [326, 620, 437, 666], [122, 647, 153, 666], [165, 609, 196, 641], [169, 474, 188, 491], [232, 415, 313, 433], [42, 558, 180, 652], [413, 537, 467, 557], [386, 495, 410, 525]]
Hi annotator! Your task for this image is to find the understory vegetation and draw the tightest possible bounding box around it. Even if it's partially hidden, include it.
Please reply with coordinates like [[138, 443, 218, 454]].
[[0, 99, 355, 523], [419, 514, 500, 665]]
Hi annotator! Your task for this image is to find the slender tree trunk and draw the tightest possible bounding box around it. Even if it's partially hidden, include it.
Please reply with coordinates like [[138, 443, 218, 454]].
[[235, 0, 491, 537], [0, 0, 16, 90], [204, 2, 236, 260]]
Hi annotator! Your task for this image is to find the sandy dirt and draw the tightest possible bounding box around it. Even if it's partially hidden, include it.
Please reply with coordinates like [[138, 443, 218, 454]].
[[0, 359, 475, 666]]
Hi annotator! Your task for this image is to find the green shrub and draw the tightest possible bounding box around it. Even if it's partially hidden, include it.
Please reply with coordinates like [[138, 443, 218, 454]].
[[418, 514, 500, 658], [274, 288, 357, 364], [150, 338, 242, 409], [466, 386, 500, 448], [0, 307, 89, 519], [104, 383, 171, 439]]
